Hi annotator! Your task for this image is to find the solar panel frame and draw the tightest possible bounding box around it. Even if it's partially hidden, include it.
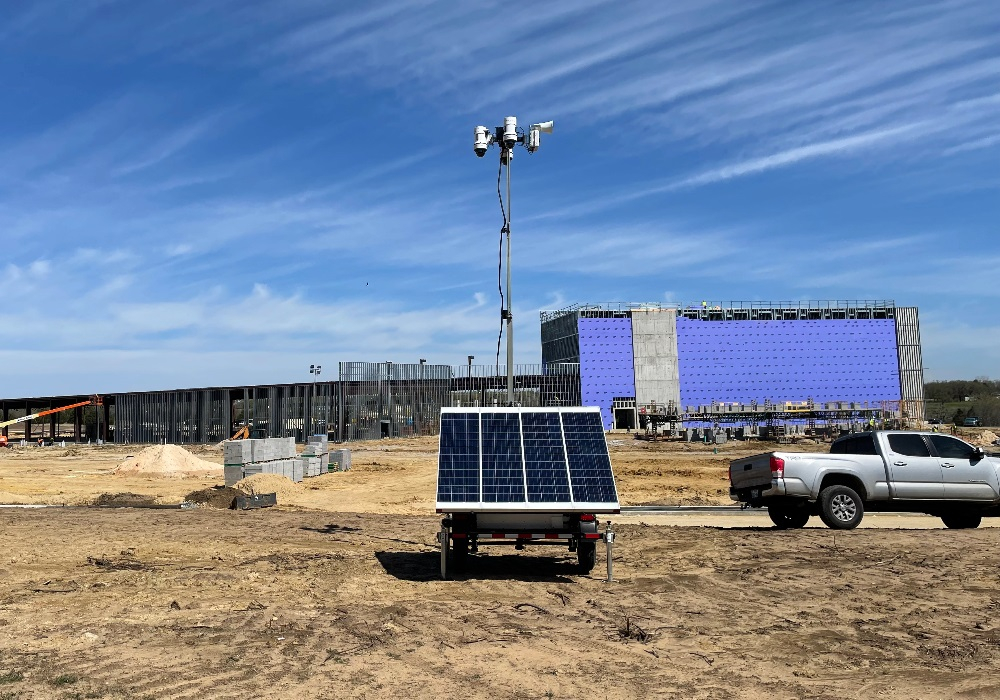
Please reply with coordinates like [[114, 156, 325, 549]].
[[435, 406, 620, 513]]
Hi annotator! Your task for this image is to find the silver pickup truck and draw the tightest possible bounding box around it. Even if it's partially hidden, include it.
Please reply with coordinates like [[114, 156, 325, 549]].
[[729, 431, 999, 530]]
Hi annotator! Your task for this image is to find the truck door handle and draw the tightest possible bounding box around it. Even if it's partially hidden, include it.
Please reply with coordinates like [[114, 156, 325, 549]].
[[941, 463, 955, 468], [893, 461, 907, 466]]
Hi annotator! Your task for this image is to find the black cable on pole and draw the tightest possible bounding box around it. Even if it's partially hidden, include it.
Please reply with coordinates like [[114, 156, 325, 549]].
[[496, 152, 507, 376]]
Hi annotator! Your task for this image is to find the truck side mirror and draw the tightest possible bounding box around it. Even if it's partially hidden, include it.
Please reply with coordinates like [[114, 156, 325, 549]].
[[972, 446, 986, 460]]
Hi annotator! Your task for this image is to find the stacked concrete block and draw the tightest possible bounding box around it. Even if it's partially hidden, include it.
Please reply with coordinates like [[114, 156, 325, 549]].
[[224, 465, 244, 485], [223, 437, 301, 485], [292, 458, 304, 482], [300, 434, 330, 479], [330, 448, 351, 472], [250, 437, 296, 463], [300, 455, 322, 478], [224, 440, 252, 466]]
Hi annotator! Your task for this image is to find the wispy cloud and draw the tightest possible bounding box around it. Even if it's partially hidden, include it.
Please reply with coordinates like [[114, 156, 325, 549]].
[[676, 125, 923, 187], [1, 1, 998, 394]]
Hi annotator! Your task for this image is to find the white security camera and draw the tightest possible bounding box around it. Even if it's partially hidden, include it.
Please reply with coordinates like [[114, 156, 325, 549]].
[[503, 116, 518, 147], [474, 125, 491, 157], [527, 120, 554, 153]]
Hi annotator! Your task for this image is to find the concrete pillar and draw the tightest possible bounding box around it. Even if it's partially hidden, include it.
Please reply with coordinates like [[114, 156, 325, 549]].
[[631, 309, 681, 412]]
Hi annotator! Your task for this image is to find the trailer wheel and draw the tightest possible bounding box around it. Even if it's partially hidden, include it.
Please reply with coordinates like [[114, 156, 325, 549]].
[[941, 512, 982, 529], [577, 541, 597, 574], [818, 485, 864, 530], [767, 502, 810, 529]]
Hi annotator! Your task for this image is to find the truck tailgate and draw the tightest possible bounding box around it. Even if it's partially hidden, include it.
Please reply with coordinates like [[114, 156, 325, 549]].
[[729, 453, 775, 490]]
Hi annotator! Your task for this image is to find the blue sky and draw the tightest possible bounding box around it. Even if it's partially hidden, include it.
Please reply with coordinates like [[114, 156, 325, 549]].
[[1, 0, 997, 396]]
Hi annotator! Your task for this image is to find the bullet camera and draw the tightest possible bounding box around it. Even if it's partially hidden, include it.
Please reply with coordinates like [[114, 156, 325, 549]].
[[503, 116, 518, 147], [527, 120, 553, 153], [474, 125, 491, 157]]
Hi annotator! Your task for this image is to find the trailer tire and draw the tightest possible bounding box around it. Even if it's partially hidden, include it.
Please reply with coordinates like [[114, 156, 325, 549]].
[[941, 512, 982, 529], [577, 541, 597, 574], [818, 485, 864, 530], [767, 502, 810, 529]]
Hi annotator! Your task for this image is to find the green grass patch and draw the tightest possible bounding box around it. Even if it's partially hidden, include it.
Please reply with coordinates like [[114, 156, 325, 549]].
[[0, 672, 22, 685]]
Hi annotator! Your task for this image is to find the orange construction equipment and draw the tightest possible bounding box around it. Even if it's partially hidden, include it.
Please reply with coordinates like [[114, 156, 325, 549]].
[[0, 395, 102, 431], [230, 424, 251, 441]]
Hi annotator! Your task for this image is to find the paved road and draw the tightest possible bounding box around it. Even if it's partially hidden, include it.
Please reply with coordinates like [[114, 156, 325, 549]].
[[614, 508, 1000, 529], [620, 505, 757, 516]]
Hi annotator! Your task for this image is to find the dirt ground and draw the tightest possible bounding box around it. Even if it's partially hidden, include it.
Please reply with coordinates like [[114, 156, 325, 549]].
[[3, 437, 1000, 699], [0, 436, 829, 511]]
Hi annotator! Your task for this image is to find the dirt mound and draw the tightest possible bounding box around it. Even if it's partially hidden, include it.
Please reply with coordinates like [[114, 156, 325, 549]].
[[976, 430, 999, 446], [234, 473, 301, 499], [113, 445, 222, 478], [185, 486, 239, 509], [94, 492, 159, 507]]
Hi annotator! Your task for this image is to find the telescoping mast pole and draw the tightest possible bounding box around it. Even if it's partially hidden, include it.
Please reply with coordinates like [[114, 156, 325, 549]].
[[473, 117, 553, 407]]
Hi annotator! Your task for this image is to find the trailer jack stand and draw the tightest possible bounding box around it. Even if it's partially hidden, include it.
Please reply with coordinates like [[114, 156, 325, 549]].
[[604, 521, 616, 583], [438, 522, 450, 580]]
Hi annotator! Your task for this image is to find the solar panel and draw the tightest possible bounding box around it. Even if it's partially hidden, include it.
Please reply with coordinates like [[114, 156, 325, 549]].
[[436, 407, 619, 512]]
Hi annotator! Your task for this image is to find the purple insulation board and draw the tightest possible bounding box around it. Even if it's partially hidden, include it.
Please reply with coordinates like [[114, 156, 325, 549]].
[[578, 317, 636, 429], [676, 318, 901, 407]]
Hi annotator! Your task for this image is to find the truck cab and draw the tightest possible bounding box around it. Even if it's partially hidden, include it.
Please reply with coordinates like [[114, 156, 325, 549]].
[[730, 431, 997, 530]]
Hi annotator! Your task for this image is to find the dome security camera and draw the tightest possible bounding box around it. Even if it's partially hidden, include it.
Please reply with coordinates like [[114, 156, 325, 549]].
[[474, 125, 491, 157]]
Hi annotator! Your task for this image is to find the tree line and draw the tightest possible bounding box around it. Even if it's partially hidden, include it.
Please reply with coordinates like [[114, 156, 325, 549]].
[[925, 377, 1000, 427]]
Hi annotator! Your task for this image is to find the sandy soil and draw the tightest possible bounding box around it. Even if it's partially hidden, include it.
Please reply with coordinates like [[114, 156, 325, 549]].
[[2, 437, 1000, 699], [0, 436, 826, 511]]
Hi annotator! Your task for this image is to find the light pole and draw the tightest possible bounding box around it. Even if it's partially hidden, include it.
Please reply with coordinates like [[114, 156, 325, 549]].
[[309, 364, 322, 436], [419, 359, 426, 433], [386, 361, 393, 438], [474, 116, 553, 406]]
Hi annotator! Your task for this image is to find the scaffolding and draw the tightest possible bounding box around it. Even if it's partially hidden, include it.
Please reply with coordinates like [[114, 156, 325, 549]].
[[541, 300, 897, 323]]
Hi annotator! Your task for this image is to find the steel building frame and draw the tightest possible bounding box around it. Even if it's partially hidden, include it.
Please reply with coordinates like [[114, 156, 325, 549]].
[[0, 364, 583, 445]]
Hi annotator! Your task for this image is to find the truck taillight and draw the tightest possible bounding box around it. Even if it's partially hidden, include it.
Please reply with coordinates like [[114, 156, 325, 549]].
[[770, 456, 785, 477], [579, 514, 596, 522]]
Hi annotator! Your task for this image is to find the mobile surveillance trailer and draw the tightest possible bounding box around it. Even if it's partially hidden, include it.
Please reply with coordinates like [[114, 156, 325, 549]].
[[435, 406, 620, 580]]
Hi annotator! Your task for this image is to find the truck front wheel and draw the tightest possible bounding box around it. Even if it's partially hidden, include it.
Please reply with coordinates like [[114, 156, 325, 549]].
[[768, 502, 810, 529], [577, 541, 597, 574], [941, 512, 982, 529], [818, 485, 864, 530]]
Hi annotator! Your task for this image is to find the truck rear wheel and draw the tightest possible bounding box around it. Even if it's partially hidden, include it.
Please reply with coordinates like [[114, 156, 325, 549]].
[[818, 485, 864, 530], [577, 541, 597, 574], [768, 502, 810, 529], [941, 513, 982, 529]]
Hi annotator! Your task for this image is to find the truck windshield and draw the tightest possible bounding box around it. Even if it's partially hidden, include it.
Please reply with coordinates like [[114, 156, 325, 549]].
[[830, 435, 878, 455]]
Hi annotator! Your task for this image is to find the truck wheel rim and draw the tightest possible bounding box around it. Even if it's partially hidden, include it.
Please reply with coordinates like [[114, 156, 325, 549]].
[[831, 494, 857, 521]]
